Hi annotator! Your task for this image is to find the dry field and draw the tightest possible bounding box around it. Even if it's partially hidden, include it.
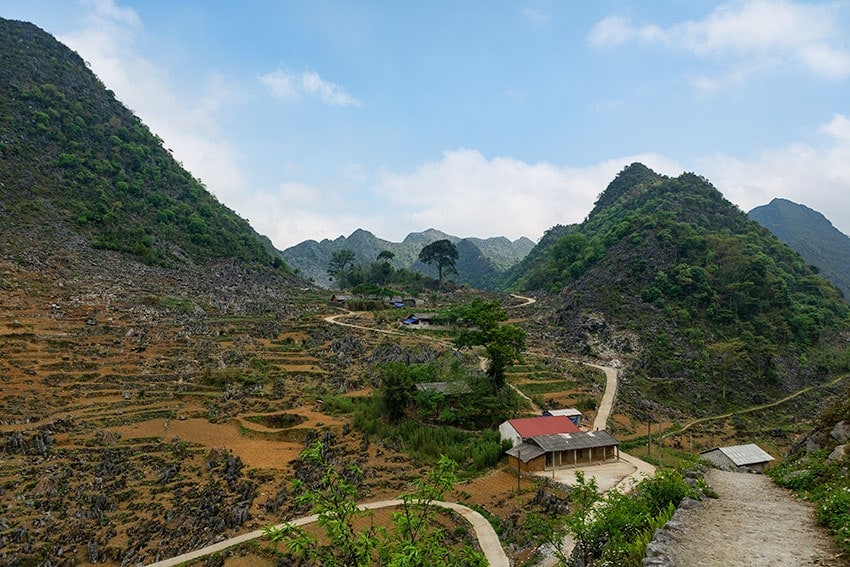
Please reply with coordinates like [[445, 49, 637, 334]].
[[1, 259, 581, 566]]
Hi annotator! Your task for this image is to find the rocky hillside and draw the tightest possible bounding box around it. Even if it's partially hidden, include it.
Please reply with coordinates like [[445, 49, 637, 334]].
[[770, 386, 850, 558], [516, 163, 850, 419], [0, 17, 285, 271], [749, 198, 850, 300], [282, 228, 534, 289]]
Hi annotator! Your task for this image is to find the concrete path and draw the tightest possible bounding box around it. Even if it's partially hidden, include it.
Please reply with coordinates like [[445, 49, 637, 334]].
[[146, 499, 508, 567], [586, 362, 618, 432]]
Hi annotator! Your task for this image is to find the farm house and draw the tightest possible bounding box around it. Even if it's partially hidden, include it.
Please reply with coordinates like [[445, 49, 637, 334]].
[[506, 431, 620, 472], [498, 416, 581, 447]]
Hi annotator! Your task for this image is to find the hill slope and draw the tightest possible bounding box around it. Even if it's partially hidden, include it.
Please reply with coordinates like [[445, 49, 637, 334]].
[[518, 163, 850, 418], [282, 228, 534, 289], [749, 198, 850, 300], [0, 17, 284, 271]]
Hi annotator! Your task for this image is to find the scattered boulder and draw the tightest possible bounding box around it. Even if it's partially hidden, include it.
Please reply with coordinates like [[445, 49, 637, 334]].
[[830, 421, 850, 443], [827, 444, 848, 463]]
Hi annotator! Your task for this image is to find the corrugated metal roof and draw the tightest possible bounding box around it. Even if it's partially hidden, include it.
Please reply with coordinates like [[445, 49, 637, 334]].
[[530, 431, 619, 452], [543, 408, 582, 417], [508, 416, 580, 438], [506, 442, 545, 463], [701, 443, 775, 466], [414, 381, 472, 394]]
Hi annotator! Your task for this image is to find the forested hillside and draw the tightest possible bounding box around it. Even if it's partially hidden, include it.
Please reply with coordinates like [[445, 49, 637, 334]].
[[282, 227, 534, 289], [517, 163, 850, 417], [749, 198, 850, 300], [0, 18, 284, 269]]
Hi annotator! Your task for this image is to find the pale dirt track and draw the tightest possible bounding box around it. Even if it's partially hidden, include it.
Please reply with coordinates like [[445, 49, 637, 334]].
[[146, 499, 508, 567], [664, 469, 845, 567]]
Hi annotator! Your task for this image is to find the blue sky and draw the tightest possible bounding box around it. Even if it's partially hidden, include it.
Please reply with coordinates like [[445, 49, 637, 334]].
[[3, 0, 850, 248]]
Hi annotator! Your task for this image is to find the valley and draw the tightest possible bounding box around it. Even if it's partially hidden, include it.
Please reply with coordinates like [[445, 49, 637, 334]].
[[2, 15, 850, 566]]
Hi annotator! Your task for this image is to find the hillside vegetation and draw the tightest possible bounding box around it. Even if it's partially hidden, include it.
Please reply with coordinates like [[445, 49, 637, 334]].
[[515, 163, 850, 418], [282, 227, 534, 289], [0, 18, 284, 269], [749, 198, 850, 300]]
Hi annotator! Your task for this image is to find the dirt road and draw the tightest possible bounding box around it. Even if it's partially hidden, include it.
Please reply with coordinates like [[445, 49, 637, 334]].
[[663, 469, 844, 566]]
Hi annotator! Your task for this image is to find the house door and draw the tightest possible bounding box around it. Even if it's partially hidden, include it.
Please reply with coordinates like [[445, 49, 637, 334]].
[[545, 452, 552, 469]]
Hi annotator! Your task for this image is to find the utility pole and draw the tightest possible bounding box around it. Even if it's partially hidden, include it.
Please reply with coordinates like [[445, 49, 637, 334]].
[[516, 448, 521, 493]]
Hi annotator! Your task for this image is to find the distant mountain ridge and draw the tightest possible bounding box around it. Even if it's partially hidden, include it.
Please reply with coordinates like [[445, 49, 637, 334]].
[[749, 198, 850, 300], [282, 229, 534, 289]]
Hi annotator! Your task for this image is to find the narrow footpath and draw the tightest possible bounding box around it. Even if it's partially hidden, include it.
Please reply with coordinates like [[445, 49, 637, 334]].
[[662, 469, 844, 566]]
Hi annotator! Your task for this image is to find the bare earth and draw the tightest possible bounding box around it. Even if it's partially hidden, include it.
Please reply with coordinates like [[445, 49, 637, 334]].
[[665, 469, 845, 567]]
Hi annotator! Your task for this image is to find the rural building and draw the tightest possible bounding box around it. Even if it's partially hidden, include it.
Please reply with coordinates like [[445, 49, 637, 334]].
[[401, 313, 438, 326], [542, 408, 583, 426], [388, 297, 421, 308], [499, 415, 581, 447], [700, 443, 775, 473], [414, 381, 472, 395], [330, 294, 349, 305], [506, 431, 620, 472]]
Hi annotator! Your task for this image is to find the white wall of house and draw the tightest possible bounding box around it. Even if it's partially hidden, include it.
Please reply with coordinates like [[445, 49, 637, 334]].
[[499, 422, 521, 447]]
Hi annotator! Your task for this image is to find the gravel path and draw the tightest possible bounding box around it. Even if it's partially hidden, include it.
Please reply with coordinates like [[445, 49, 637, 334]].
[[664, 469, 845, 567]]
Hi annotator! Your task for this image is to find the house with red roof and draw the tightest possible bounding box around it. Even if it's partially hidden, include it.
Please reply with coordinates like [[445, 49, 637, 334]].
[[498, 415, 580, 447]]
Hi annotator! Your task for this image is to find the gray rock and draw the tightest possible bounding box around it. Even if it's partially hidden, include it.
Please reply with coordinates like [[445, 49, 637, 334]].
[[831, 421, 850, 443], [827, 444, 848, 463]]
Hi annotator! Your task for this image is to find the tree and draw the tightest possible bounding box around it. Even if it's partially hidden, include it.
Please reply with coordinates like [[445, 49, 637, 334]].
[[264, 442, 375, 566], [328, 249, 356, 288], [378, 362, 414, 422], [563, 471, 601, 566], [452, 299, 526, 393], [419, 239, 458, 288], [265, 443, 486, 567], [377, 250, 395, 262]]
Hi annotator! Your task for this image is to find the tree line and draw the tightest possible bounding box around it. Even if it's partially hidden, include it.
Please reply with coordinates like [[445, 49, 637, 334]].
[[327, 239, 460, 291]]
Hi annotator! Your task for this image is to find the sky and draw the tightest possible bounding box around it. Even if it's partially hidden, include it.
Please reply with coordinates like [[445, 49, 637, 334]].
[[3, 0, 850, 249]]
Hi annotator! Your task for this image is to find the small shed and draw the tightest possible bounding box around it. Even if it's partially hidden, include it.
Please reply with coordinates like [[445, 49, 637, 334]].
[[542, 408, 583, 426], [499, 416, 581, 447], [401, 313, 437, 326], [330, 294, 349, 305], [506, 431, 620, 472], [700, 443, 775, 473], [414, 381, 472, 395]]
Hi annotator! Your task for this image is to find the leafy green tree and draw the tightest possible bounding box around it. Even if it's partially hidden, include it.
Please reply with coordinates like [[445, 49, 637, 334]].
[[328, 249, 357, 288], [264, 443, 486, 566], [378, 362, 414, 422], [381, 455, 486, 566], [419, 239, 458, 288], [561, 471, 601, 566], [377, 250, 395, 262], [264, 442, 376, 566], [452, 299, 526, 393]]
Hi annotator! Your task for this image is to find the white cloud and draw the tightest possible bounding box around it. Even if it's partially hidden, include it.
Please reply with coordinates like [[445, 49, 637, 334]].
[[588, 15, 665, 47], [524, 8, 550, 27], [260, 67, 360, 107], [589, 0, 850, 83], [370, 149, 682, 243], [699, 113, 850, 234]]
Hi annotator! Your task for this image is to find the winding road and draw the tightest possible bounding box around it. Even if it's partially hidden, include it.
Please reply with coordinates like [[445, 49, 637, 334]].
[[147, 294, 636, 566], [147, 499, 508, 567]]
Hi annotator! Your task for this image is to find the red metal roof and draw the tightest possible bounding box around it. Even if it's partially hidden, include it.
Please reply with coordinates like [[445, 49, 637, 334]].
[[508, 416, 580, 438]]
